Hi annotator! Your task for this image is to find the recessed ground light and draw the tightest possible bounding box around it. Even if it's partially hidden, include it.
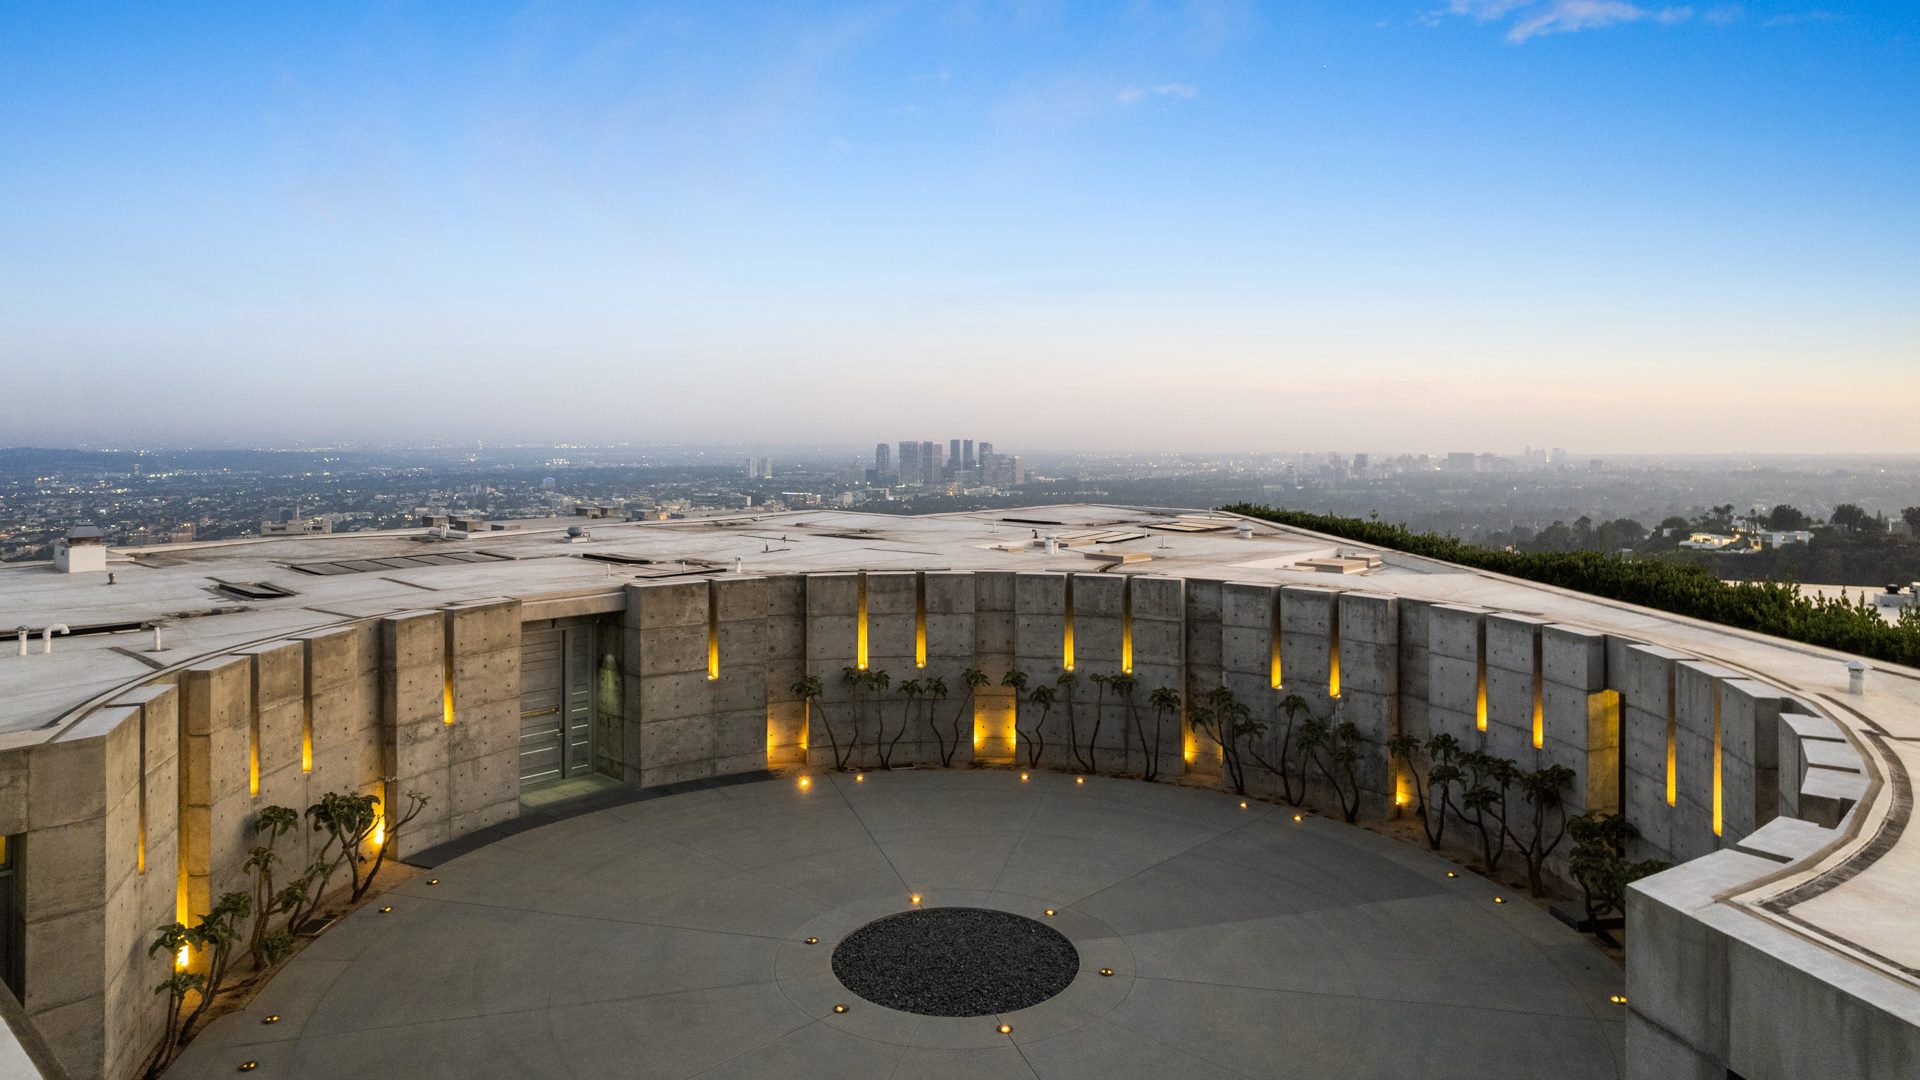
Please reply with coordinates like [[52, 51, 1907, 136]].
[[1446, 871, 1457, 878], [1239, 801, 1248, 809], [1293, 814, 1303, 822], [379, 905, 392, 913], [1075, 777, 1085, 785], [855, 773, 865, 782], [804, 937, 819, 945], [261, 1014, 280, 1025], [237, 1064, 258, 1073], [1043, 908, 1056, 917], [911, 894, 923, 904], [1098, 968, 1114, 977], [799, 777, 812, 788], [997, 1023, 1012, 1034], [1493, 896, 1507, 904], [833, 1004, 849, 1014], [1020, 773, 1030, 781], [1610, 995, 1628, 1005], [427, 878, 439, 886]]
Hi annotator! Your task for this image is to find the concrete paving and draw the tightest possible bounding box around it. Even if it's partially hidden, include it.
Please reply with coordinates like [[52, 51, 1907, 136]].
[[172, 770, 1625, 1080]]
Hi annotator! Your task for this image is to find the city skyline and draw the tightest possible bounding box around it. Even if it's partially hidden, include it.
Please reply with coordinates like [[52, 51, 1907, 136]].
[[2, 2, 1916, 452]]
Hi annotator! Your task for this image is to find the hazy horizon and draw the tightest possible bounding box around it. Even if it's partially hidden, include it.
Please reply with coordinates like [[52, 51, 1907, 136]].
[[3, 2, 1915, 452]]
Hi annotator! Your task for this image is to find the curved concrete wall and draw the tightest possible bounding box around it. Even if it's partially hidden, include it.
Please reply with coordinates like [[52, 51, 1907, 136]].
[[14, 570, 1892, 1079]]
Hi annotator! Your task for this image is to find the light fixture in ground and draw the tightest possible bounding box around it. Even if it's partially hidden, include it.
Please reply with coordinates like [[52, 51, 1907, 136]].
[[804, 937, 819, 945], [1098, 968, 1114, 977], [1446, 871, 1457, 878], [833, 1004, 848, 1014], [427, 878, 438, 885], [910, 894, 922, 904], [1610, 995, 1628, 1005], [379, 905, 392, 913], [261, 1015, 280, 1025], [237, 1065, 257, 1074], [997, 1023, 1012, 1034], [1239, 801, 1248, 809], [799, 777, 811, 788], [1020, 772, 1029, 781], [1293, 814, 1303, 822], [855, 773, 865, 783], [1493, 896, 1506, 904], [1075, 777, 1084, 785], [1043, 908, 1056, 916]]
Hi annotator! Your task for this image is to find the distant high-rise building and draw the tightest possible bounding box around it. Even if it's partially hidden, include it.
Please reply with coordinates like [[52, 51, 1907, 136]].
[[921, 441, 940, 486], [949, 439, 961, 476], [899, 441, 921, 485], [978, 441, 993, 462], [746, 457, 760, 480], [1550, 447, 1568, 466], [874, 443, 891, 481], [963, 439, 974, 470]]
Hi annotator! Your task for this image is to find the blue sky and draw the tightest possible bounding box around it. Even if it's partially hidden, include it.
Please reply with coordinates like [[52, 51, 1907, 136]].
[[2, 2, 1915, 452]]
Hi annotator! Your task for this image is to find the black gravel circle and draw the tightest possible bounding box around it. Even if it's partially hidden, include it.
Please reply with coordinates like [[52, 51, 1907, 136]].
[[830, 907, 1080, 1016]]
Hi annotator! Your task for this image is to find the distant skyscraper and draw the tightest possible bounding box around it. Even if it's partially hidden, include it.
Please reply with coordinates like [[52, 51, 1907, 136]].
[[921, 441, 939, 485], [745, 457, 760, 480], [899, 441, 920, 485], [874, 443, 891, 481], [978, 441, 993, 462], [949, 439, 961, 475], [962, 439, 974, 470]]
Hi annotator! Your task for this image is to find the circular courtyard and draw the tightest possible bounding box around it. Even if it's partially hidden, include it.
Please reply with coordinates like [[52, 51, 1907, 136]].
[[172, 770, 1625, 1079]]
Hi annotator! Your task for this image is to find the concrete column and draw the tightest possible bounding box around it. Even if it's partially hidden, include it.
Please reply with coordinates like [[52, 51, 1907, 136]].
[[177, 655, 254, 916], [444, 599, 521, 841], [626, 580, 718, 787], [1674, 661, 1741, 861], [1483, 613, 1547, 764], [1123, 576, 1183, 778], [1219, 581, 1280, 794], [297, 623, 382, 815], [1717, 679, 1783, 842], [764, 575, 808, 767], [802, 573, 861, 769], [972, 572, 1018, 764], [1337, 591, 1400, 815], [381, 610, 452, 857], [710, 577, 770, 776], [1426, 605, 1488, 750], [1012, 572, 1070, 768], [1540, 624, 1616, 817], [923, 571, 979, 767], [20, 716, 119, 1080], [1613, 641, 1694, 861]]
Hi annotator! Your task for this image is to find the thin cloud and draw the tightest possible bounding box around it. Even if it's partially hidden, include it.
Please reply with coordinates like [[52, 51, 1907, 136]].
[[1116, 82, 1199, 106], [1428, 0, 1696, 42]]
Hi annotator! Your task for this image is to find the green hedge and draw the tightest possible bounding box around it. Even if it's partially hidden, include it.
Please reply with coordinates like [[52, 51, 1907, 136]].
[[1223, 504, 1920, 668]]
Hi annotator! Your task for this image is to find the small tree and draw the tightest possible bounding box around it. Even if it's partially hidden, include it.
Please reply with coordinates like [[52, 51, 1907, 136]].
[[143, 967, 203, 1078], [935, 668, 987, 767], [1302, 714, 1364, 823], [1245, 692, 1311, 805], [1459, 751, 1517, 873], [1056, 671, 1086, 771], [1387, 735, 1434, 847], [1142, 686, 1178, 781], [1568, 812, 1668, 946], [795, 675, 851, 771], [1425, 733, 1464, 848], [244, 805, 301, 969], [1021, 685, 1056, 768], [839, 666, 868, 768], [168, 891, 251, 1048], [308, 787, 428, 904], [919, 674, 951, 764], [1506, 764, 1576, 897], [1188, 686, 1260, 795], [1086, 672, 1110, 774], [863, 669, 892, 765], [884, 678, 921, 768]]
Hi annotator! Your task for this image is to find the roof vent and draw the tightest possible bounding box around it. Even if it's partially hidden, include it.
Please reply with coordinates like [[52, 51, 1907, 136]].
[[54, 525, 107, 573]]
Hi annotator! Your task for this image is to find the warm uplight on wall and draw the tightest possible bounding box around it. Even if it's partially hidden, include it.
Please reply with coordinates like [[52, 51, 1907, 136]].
[[371, 815, 385, 848], [301, 642, 316, 771], [1530, 633, 1545, 749], [855, 573, 869, 670], [1665, 669, 1678, 808], [1120, 577, 1134, 674], [442, 616, 457, 726], [914, 572, 927, 669], [1062, 575, 1075, 672], [1270, 592, 1284, 689], [176, 945, 191, 970], [1326, 600, 1341, 699], [1712, 689, 1724, 837], [1475, 621, 1488, 732], [707, 580, 721, 681], [247, 664, 261, 796]]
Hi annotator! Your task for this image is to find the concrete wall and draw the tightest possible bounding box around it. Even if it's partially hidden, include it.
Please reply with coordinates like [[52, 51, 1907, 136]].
[[3, 567, 1880, 1079]]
